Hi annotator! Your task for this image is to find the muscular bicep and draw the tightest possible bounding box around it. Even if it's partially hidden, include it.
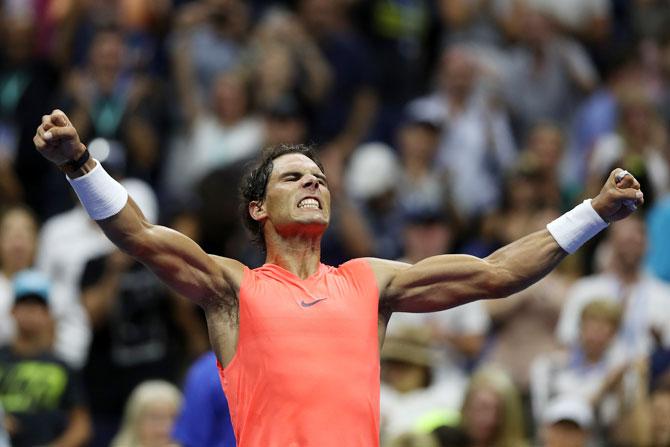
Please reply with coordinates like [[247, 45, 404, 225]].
[[372, 229, 566, 313], [97, 198, 240, 306], [373, 255, 497, 313]]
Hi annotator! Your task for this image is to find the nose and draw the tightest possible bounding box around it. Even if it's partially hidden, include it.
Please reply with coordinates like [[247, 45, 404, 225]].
[[302, 175, 319, 190]]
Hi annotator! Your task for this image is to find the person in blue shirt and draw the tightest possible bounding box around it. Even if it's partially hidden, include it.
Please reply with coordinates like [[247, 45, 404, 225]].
[[172, 351, 236, 447]]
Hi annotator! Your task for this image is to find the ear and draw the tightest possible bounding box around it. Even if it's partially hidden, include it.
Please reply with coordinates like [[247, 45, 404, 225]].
[[249, 200, 267, 222]]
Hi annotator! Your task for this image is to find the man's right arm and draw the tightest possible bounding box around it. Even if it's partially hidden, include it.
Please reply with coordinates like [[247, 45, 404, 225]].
[[97, 198, 242, 305], [34, 109, 243, 307]]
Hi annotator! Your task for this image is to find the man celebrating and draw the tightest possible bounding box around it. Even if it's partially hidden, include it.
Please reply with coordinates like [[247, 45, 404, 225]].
[[33, 110, 643, 446]]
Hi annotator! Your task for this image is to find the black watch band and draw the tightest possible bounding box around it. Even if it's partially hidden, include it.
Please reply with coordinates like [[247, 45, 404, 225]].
[[62, 149, 90, 171]]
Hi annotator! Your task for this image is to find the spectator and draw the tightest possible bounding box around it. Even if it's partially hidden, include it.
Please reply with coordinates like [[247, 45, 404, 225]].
[[531, 300, 626, 432], [80, 243, 188, 446], [380, 326, 461, 444], [408, 45, 517, 220], [171, 0, 250, 102], [177, 69, 264, 190], [0, 270, 91, 447], [454, 367, 528, 447], [61, 25, 167, 181], [502, 4, 598, 138], [520, 123, 578, 210], [248, 8, 331, 113], [0, 205, 37, 346], [568, 49, 642, 186], [345, 142, 404, 259], [485, 249, 571, 396], [389, 208, 490, 380], [172, 351, 236, 447], [539, 395, 594, 447], [1, 205, 91, 368], [556, 215, 670, 361], [395, 109, 450, 216], [587, 86, 669, 207], [0, 11, 63, 219], [353, 0, 437, 143], [298, 0, 379, 157], [111, 380, 182, 447]]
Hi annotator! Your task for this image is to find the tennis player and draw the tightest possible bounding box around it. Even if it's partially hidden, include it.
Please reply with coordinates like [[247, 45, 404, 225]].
[[34, 109, 643, 446]]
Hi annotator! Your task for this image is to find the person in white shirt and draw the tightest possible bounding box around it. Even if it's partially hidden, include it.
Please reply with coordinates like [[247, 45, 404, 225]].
[[0, 205, 91, 368], [532, 300, 627, 429], [556, 215, 670, 361], [407, 45, 517, 219]]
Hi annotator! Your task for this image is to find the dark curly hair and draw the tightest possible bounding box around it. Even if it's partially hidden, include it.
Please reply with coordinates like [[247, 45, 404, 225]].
[[240, 144, 325, 250]]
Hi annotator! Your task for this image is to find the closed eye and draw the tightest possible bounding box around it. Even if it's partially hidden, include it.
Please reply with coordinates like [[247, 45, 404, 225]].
[[282, 173, 301, 182]]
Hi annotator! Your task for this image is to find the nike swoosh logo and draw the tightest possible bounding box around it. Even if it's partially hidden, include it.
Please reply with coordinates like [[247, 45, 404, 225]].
[[300, 298, 327, 307]]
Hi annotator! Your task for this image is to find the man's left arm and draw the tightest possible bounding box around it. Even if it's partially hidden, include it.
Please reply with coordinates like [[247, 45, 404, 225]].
[[373, 169, 643, 313]]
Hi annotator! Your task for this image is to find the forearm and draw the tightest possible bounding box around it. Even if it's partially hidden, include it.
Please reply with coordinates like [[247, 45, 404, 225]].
[[382, 200, 610, 312], [64, 157, 151, 255], [484, 229, 566, 298]]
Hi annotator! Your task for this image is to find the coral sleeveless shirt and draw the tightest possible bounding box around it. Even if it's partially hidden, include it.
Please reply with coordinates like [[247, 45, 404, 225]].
[[217, 259, 381, 446]]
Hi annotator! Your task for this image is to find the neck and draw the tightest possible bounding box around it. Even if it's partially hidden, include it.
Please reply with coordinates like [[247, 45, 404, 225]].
[[12, 334, 49, 357], [264, 233, 323, 279], [583, 348, 605, 365], [612, 262, 641, 284]]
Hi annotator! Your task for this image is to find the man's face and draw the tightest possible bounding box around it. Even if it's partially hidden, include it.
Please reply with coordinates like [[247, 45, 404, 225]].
[[579, 316, 617, 360], [12, 298, 51, 337], [609, 217, 646, 270], [0, 209, 36, 273], [254, 153, 331, 239], [440, 48, 476, 99]]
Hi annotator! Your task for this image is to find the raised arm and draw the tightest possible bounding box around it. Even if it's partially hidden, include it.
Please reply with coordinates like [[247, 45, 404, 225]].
[[372, 170, 644, 313], [33, 110, 243, 307]]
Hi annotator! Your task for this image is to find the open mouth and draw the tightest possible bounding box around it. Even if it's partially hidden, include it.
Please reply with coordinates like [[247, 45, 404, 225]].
[[298, 197, 321, 209]]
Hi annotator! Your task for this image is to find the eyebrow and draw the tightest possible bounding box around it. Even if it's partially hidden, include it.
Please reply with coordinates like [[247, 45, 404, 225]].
[[280, 171, 328, 183]]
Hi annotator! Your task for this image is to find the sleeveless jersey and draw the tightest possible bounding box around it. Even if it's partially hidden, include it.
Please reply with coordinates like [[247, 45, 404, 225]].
[[217, 258, 381, 446]]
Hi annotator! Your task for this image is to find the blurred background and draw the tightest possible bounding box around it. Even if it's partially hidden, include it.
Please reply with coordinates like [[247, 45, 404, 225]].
[[0, 0, 670, 446]]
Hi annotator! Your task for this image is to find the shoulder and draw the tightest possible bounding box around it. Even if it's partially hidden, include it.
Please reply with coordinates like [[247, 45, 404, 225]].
[[209, 255, 246, 291], [362, 257, 412, 294]]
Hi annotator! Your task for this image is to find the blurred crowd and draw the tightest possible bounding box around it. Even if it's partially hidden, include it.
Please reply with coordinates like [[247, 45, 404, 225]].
[[0, 0, 670, 446]]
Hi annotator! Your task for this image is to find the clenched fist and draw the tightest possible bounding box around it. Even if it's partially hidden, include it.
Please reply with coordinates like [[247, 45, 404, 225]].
[[33, 109, 87, 168], [591, 168, 644, 222]]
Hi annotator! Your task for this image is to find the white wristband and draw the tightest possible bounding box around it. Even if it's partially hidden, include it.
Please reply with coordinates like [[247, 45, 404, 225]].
[[546, 199, 608, 254], [67, 161, 128, 220]]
